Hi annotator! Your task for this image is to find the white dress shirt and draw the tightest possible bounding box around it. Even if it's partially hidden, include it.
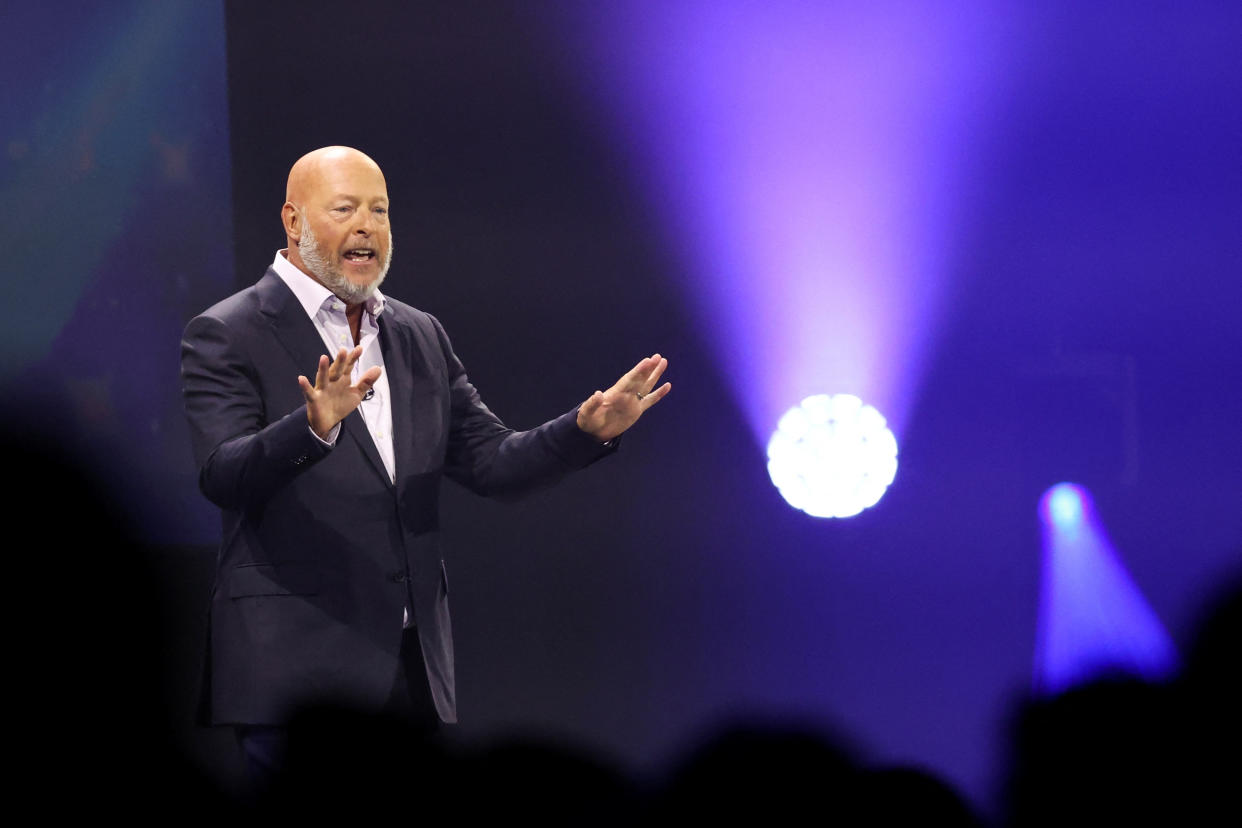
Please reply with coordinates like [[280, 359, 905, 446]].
[[271, 250, 396, 483], [272, 251, 413, 627]]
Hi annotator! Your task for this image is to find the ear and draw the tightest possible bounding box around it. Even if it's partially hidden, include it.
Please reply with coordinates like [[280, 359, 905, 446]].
[[282, 202, 300, 241]]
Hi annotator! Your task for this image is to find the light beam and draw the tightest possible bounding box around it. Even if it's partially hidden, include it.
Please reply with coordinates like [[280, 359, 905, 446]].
[[1035, 483, 1178, 694]]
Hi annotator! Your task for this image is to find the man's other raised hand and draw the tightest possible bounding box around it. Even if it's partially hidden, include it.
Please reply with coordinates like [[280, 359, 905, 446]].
[[299, 347, 382, 440], [577, 354, 672, 443]]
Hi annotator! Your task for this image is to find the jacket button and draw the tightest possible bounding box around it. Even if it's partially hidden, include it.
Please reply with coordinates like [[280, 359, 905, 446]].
[[389, 571, 407, 583]]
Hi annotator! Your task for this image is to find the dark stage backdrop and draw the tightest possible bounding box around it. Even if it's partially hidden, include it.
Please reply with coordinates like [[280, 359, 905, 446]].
[[6, 0, 1239, 812], [223, 0, 1242, 809]]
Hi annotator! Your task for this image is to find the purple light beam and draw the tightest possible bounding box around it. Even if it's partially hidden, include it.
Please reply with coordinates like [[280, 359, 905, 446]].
[[554, 0, 1017, 442], [1035, 483, 1179, 695]]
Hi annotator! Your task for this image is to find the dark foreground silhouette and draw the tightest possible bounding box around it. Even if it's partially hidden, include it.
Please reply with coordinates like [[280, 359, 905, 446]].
[[6, 426, 1237, 824]]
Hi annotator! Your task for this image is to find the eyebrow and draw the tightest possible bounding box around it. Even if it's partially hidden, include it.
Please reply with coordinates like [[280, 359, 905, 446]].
[[329, 194, 389, 203]]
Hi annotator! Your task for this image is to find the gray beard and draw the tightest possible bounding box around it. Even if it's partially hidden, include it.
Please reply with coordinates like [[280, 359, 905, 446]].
[[298, 221, 393, 305]]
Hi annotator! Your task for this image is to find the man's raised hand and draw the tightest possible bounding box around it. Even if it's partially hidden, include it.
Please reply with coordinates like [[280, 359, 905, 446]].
[[577, 354, 671, 443], [298, 347, 382, 440]]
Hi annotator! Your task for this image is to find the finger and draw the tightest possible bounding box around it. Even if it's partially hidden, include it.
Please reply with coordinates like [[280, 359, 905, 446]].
[[643, 356, 668, 391], [620, 356, 653, 384], [342, 345, 364, 372], [641, 381, 672, 410], [327, 348, 348, 382], [580, 390, 604, 420], [356, 366, 382, 391], [314, 354, 331, 388], [298, 375, 315, 402]]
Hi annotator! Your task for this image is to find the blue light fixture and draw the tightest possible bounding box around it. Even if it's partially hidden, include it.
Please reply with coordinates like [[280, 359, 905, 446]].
[[1034, 483, 1178, 694], [1041, 482, 1086, 531]]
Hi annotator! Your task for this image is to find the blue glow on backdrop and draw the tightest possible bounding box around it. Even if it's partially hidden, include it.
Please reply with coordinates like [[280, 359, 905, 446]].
[[767, 394, 898, 519], [1035, 484, 1178, 695], [556, 1, 1017, 444], [2, 1, 234, 542]]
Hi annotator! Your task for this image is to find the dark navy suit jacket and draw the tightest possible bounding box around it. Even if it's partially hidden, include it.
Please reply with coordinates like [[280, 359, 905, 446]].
[[181, 269, 612, 725]]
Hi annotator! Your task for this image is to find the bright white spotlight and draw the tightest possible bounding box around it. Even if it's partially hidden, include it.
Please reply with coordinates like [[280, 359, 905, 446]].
[[766, 394, 898, 518]]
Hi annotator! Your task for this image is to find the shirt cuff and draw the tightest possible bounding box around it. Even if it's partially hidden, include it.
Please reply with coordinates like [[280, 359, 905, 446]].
[[309, 421, 341, 447]]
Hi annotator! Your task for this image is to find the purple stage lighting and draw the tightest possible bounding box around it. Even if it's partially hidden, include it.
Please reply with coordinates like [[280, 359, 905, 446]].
[[767, 393, 898, 519], [1035, 484, 1178, 695], [554, 1, 1016, 445]]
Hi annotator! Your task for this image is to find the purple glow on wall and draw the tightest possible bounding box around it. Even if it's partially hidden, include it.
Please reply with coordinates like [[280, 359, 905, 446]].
[[1035, 484, 1178, 695], [557, 1, 1017, 442]]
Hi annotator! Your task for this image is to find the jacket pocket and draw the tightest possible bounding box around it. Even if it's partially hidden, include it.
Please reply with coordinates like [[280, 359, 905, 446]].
[[228, 563, 319, 598]]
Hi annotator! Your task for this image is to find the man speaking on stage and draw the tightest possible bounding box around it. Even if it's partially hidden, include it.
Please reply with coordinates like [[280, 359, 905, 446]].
[[181, 145, 670, 773]]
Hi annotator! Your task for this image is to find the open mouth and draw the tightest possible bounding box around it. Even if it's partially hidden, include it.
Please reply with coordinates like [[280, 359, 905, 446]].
[[343, 248, 376, 263]]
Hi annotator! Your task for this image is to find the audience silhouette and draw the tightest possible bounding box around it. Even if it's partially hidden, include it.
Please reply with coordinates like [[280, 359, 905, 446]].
[[8, 424, 1237, 824]]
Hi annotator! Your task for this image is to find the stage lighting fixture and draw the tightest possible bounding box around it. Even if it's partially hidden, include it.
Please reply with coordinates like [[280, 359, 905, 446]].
[[1034, 482, 1178, 693], [766, 393, 898, 518], [1042, 482, 1086, 530]]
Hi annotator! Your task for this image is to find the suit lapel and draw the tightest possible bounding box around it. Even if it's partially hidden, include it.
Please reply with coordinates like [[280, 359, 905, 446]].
[[378, 312, 414, 483], [257, 268, 393, 487]]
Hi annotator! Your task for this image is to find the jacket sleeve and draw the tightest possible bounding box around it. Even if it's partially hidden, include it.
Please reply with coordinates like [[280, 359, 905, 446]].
[[181, 313, 332, 511], [432, 315, 615, 498]]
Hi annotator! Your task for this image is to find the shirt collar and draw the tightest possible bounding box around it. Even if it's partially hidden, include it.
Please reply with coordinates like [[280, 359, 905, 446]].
[[271, 249, 386, 320]]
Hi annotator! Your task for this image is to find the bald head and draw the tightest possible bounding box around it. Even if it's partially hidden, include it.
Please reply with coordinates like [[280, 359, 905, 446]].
[[281, 146, 393, 306], [285, 146, 385, 204]]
